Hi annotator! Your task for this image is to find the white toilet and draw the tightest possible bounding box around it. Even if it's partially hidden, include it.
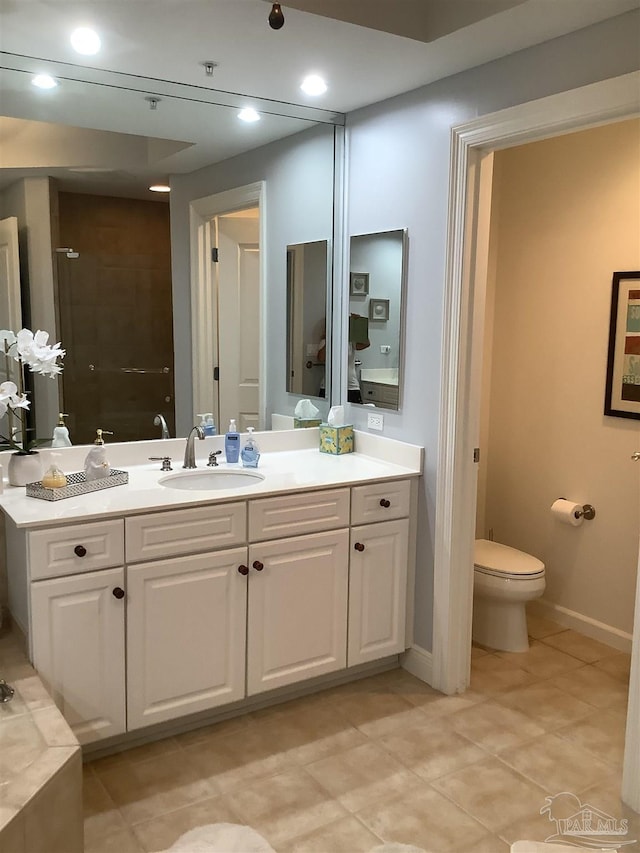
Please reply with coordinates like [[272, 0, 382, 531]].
[[473, 539, 545, 653]]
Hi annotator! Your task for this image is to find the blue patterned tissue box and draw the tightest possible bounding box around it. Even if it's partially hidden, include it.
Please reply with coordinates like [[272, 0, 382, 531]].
[[319, 424, 354, 455]]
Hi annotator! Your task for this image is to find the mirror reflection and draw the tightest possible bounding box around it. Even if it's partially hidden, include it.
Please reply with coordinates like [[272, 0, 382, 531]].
[[0, 57, 343, 442], [347, 229, 407, 410], [286, 240, 329, 399]]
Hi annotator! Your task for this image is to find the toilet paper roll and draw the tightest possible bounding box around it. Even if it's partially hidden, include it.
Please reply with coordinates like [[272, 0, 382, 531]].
[[550, 498, 583, 527]]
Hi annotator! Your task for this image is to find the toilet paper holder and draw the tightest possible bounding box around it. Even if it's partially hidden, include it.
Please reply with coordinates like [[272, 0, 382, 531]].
[[559, 499, 596, 521]]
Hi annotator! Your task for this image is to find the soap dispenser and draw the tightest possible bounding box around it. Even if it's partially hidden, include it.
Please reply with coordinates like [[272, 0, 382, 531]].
[[240, 427, 260, 468], [197, 413, 217, 437], [225, 419, 240, 463], [51, 413, 72, 448], [84, 429, 112, 480]]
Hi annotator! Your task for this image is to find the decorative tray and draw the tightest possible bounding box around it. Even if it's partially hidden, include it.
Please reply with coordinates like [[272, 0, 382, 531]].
[[25, 469, 129, 501]]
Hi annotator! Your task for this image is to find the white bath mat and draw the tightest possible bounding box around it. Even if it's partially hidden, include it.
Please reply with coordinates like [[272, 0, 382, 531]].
[[156, 823, 432, 852], [158, 823, 276, 852]]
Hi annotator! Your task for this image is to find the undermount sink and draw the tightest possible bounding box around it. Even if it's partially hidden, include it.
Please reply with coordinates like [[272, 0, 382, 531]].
[[159, 468, 265, 491]]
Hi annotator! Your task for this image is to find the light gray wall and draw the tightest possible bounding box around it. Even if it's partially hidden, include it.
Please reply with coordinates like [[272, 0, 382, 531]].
[[170, 124, 336, 436], [345, 9, 640, 651]]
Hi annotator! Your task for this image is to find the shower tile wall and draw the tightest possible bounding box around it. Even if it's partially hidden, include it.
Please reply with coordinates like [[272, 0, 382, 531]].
[[57, 193, 175, 445]]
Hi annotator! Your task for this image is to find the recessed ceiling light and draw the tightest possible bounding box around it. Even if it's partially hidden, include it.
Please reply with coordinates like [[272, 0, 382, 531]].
[[70, 27, 101, 55], [31, 74, 58, 90], [300, 74, 327, 96], [238, 107, 261, 123], [149, 184, 171, 193]]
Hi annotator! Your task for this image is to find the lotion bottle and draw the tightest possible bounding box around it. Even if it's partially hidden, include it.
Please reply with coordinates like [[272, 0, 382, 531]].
[[84, 429, 112, 480], [225, 419, 240, 463], [51, 413, 72, 447]]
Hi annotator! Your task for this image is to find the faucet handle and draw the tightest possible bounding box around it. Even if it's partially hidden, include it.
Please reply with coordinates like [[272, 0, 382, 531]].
[[207, 450, 222, 467], [149, 456, 173, 471]]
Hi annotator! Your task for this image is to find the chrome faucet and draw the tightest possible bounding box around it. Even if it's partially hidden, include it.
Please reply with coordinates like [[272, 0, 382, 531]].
[[183, 426, 205, 469], [0, 679, 15, 703], [154, 414, 170, 439]]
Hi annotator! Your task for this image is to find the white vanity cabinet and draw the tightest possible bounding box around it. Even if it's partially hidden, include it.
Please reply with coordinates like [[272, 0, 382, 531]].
[[125, 503, 248, 730], [27, 519, 127, 744], [246, 529, 349, 695], [126, 547, 248, 731], [348, 481, 411, 666], [6, 474, 416, 746]]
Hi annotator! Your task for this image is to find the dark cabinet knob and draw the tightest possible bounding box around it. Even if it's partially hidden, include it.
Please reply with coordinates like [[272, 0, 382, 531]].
[[74, 545, 87, 557], [379, 499, 391, 508], [354, 542, 365, 552], [253, 560, 264, 571], [112, 587, 125, 599], [238, 565, 249, 576]]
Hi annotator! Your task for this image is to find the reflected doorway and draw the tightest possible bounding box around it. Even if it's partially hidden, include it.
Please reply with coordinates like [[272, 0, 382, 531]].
[[212, 207, 260, 433]]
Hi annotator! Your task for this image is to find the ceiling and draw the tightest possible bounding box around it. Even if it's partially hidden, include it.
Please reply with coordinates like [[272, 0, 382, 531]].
[[0, 0, 638, 195]]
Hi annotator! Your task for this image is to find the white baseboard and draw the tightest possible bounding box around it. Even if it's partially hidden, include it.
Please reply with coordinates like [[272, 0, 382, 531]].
[[529, 599, 632, 654], [401, 644, 433, 685]]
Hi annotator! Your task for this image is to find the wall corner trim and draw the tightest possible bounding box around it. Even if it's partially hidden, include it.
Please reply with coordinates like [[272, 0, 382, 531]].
[[401, 645, 433, 686]]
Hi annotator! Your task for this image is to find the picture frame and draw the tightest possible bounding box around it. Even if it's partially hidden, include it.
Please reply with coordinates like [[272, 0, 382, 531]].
[[369, 298, 389, 321], [604, 270, 640, 419], [350, 272, 369, 296]]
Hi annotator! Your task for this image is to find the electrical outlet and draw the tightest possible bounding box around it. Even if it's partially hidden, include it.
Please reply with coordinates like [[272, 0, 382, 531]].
[[367, 412, 384, 431], [380, 345, 391, 354]]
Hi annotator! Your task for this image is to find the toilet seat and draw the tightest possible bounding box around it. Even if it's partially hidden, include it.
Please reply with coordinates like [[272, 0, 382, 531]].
[[474, 539, 544, 580]]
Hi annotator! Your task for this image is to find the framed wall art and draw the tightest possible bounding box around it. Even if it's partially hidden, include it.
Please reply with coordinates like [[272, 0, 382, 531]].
[[369, 298, 390, 321], [604, 270, 640, 419], [350, 272, 369, 296]]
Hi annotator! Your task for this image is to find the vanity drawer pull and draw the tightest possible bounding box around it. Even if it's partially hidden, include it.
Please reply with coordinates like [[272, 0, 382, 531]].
[[354, 542, 365, 552], [379, 499, 391, 508], [238, 565, 249, 576], [252, 560, 264, 571], [112, 587, 125, 599], [74, 545, 87, 557]]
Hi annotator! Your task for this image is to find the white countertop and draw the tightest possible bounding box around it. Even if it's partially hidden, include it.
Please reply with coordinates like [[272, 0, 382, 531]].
[[0, 430, 423, 529]]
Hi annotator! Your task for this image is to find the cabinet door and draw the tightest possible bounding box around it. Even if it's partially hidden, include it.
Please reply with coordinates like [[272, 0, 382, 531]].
[[127, 547, 247, 730], [247, 529, 348, 695], [30, 567, 126, 743], [349, 519, 409, 666]]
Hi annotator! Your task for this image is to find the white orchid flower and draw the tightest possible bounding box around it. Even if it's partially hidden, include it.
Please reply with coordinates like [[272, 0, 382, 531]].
[[15, 328, 65, 375], [0, 330, 17, 349], [0, 380, 30, 409]]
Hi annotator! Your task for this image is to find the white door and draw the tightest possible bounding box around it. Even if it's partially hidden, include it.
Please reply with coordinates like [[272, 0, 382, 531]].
[[0, 216, 22, 361], [247, 529, 349, 695], [30, 567, 126, 743], [348, 519, 409, 666], [216, 212, 260, 432], [127, 548, 247, 730]]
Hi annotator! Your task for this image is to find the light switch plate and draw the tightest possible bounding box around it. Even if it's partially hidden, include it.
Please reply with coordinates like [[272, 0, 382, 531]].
[[367, 412, 384, 431]]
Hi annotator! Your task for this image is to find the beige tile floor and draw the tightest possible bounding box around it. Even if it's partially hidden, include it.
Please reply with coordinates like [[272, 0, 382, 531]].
[[83, 616, 638, 853]]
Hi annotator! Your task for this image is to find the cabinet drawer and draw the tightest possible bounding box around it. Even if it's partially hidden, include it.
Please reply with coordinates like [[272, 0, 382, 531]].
[[126, 503, 246, 562], [249, 488, 350, 542], [29, 520, 124, 580], [351, 479, 411, 525]]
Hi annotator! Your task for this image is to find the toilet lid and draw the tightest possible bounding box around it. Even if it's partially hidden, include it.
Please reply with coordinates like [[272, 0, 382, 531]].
[[474, 539, 545, 578]]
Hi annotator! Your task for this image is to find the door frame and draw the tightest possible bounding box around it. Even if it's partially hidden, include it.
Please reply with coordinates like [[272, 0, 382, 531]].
[[432, 71, 640, 809], [190, 182, 265, 429]]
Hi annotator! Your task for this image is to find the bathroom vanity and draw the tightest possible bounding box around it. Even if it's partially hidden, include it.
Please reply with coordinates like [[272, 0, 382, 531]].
[[0, 430, 422, 748]]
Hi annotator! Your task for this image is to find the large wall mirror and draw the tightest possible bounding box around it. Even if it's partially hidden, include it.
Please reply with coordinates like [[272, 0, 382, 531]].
[[0, 52, 344, 444], [347, 228, 407, 410]]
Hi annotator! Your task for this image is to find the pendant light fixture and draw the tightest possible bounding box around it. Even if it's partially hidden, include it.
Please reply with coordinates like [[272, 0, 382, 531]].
[[268, 3, 284, 29]]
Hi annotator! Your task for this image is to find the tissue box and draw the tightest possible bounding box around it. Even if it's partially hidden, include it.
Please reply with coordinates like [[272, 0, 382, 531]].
[[293, 417, 322, 429], [319, 423, 354, 454]]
